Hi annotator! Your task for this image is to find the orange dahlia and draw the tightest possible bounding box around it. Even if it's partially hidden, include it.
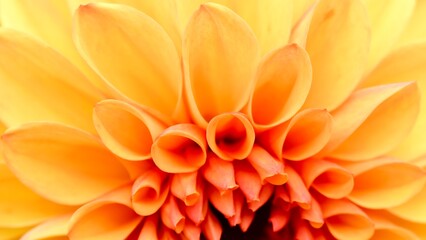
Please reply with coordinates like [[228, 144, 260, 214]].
[[1, 0, 426, 239]]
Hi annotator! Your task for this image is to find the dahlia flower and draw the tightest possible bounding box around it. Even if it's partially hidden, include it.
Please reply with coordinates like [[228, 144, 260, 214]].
[[1, 0, 426, 239]]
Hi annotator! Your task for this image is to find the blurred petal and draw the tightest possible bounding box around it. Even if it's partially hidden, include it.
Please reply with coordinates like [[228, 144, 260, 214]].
[[361, 0, 415, 70], [397, 0, 426, 46], [21, 214, 71, 240], [206, 113, 255, 160], [321, 199, 374, 240], [0, 226, 30, 240], [0, 164, 73, 228], [368, 211, 420, 240], [1, 0, 108, 93], [183, 3, 259, 126], [344, 157, 426, 209], [151, 124, 207, 173], [94, 100, 167, 161], [303, 0, 370, 110], [248, 44, 312, 130], [69, 184, 142, 240], [74, 3, 182, 117], [326, 82, 420, 160], [292, 0, 316, 24], [0, 29, 102, 132], [361, 43, 426, 160], [2, 123, 130, 205]]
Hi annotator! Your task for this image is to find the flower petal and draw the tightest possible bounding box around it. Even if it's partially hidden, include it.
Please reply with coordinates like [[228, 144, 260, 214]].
[[0, 29, 102, 132], [344, 157, 426, 209], [206, 113, 255, 160], [151, 124, 207, 173], [246, 145, 287, 185], [327, 82, 420, 160], [0, 226, 30, 240], [171, 172, 200, 206], [69, 184, 142, 240], [21, 214, 71, 240], [248, 44, 312, 130], [0, 164, 73, 228], [183, 3, 259, 126], [161, 196, 185, 234], [93, 100, 168, 161], [234, 161, 262, 202], [362, 0, 415, 70], [285, 165, 311, 209], [207, 185, 235, 218], [397, 0, 426, 46], [303, 0, 370, 110], [361, 43, 426, 160], [74, 3, 182, 117], [368, 211, 420, 240], [201, 210, 222, 240], [202, 154, 238, 193], [1, 123, 130, 205]]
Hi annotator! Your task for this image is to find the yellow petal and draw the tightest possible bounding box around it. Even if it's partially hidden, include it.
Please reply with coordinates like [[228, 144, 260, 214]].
[[0, 29, 102, 132], [361, 43, 426, 161], [397, 0, 426, 46], [183, 3, 259, 126], [303, 0, 370, 110], [321, 199, 374, 240], [74, 3, 182, 117], [93, 100, 168, 161], [367, 211, 420, 240], [151, 124, 207, 173], [1, 123, 130, 205], [344, 157, 426, 209], [0, 164, 73, 228], [327, 82, 420, 160], [361, 0, 415, 71], [248, 44, 312, 130], [292, 0, 316, 25], [69, 184, 142, 240], [21, 214, 71, 240], [0, 0, 109, 94], [289, 1, 318, 47], [206, 113, 255, 160], [0, 226, 30, 240]]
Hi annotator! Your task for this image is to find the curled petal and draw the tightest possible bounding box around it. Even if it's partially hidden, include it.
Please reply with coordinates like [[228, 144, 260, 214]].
[[138, 215, 159, 240], [285, 165, 311, 209], [260, 108, 332, 161], [21, 214, 71, 240], [248, 44, 312, 130], [297, 159, 354, 199], [227, 189, 245, 227], [201, 209, 222, 240], [1, 123, 130, 205], [185, 185, 208, 225], [345, 157, 426, 209], [239, 202, 255, 232], [246, 145, 287, 185], [325, 82, 420, 160], [269, 199, 291, 232], [201, 153, 238, 193], [132, 170, 169, 216], [321, 199, 374, 240], [151, 124, 207, 173], [183, 2, 259, 126], [289, 1, 318, 47], [182, 220, 201, 240], [300, 197, 324, 229], [171, 172, 200, 206], [207, 185, 235, 218], [74, 3, 183, 117], [94, 100, 168, 161], [206, 113, 255, 160], [303, 0, 370, 110], [234, 161, 262, 202], [247, 183, 274, 212], [161, 196, 186, 234], [69, 185, 142, 240]]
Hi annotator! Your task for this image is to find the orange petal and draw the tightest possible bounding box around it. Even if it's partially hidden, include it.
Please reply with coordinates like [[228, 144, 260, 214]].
[[201, 209, 222, 240], [321, 199, 375, 240], [344, 157, 426, 209], [0, 226, 31, 240], [269, 198, 291, 232], [227, 189, 245, 227], [202, 153, 238, 193], [397, 0, 426, 46], [247, 183, 274, 211], [68, 184, 143, 240], [389, 180, 426, 223], [246, 145, 287, 185], [74, 3, 182, 117], [183, 3, 259, 126], [171, 172, 200, 206], [138, 215, 159, 240], [367, 211, 420, 240], [151, 124, 207, 173], [361, 43, 426, 161], [303, 0, 370, 110], [285, 165, 311, 209], [239, 202, 255, 232], [261, 109, 332, 161], [234, 160, 262, 202], [2, 123, 130, 205], [207, 185, 235, 218], [0, 164, 74, 228], [0, 29, 102, 132], [362, 0, 415, 70], [131, 170, 169, 216], [326, 82, 420, 160], [248, 44, 312, 130], [185, 186, 208, 225], [182, 220, 201, 240], [21, 214, 71, 240], [93, 100, 168, 161], [161, 196, 186, 234], [206, 113, 255, 160], [300, 197, 324, 229], [296, 159, 354, 199]]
